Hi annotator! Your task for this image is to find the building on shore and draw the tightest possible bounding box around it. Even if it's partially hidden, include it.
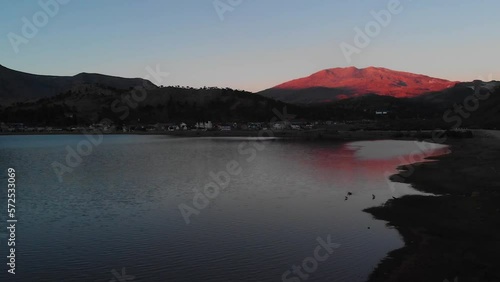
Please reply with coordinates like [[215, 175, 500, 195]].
[[195, 121, 213, 130]]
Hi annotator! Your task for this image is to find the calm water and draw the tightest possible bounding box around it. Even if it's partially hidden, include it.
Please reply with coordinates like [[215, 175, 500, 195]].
[[0, 135, 449, 282]]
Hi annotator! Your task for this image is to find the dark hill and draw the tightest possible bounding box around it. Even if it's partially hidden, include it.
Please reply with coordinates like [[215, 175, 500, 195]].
[[0, 64, 156, 105]]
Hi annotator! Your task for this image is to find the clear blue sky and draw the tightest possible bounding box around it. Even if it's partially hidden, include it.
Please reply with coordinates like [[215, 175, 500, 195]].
[[1, 0, 499, 92]]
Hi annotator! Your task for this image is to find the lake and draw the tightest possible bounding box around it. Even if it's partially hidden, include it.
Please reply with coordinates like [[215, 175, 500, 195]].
[[0, 135, 449, 281]]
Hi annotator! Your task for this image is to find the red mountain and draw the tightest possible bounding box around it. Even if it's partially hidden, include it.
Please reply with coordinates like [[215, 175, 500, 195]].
[[259, 67, 458, 104]]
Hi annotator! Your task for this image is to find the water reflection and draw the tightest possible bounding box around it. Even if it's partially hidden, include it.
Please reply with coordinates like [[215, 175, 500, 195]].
[[0, 136, 448, 282], [283, 140, 449, 193]]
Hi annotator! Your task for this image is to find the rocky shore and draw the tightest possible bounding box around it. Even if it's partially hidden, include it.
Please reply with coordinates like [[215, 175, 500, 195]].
[[365, 131, 500, 282]]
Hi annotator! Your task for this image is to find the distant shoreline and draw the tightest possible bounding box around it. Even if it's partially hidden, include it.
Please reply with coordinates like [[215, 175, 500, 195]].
[[0, 129, 449, 142]]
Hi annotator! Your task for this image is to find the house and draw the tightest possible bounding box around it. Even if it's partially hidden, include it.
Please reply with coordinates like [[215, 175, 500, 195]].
[[218, 125, 232, 131], [195, 121, 213, 130], [272, 122, 287, 130], [146, 124, 158, 132], [0, 123, 8, 132], [290, 120, 307, 130], [247, 122, 262, 130]]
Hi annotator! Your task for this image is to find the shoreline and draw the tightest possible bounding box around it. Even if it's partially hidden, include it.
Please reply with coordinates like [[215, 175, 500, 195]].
[[3, 129, 494, 281], [0, 129, 448, 142], [364, 131, 500, 282]]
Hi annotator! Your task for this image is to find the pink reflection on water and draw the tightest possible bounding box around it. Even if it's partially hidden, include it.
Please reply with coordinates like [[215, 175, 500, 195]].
[[298, 140, 450, 186]]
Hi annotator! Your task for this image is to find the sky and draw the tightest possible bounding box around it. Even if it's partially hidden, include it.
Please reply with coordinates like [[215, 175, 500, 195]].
[[1, 0, 499, 92]]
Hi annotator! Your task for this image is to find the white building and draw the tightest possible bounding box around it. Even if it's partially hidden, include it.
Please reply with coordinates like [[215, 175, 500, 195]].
[[195, 121, 213, 129], [272, 122, 287, 130]]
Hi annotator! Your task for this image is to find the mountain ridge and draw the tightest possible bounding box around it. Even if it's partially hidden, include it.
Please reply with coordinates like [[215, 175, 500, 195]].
[[259, 66, 459, 104], [0, 64, 157, 105]]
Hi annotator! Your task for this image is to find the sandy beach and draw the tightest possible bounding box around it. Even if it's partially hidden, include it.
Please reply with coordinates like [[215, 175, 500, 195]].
[[365, 131, 500, 282]]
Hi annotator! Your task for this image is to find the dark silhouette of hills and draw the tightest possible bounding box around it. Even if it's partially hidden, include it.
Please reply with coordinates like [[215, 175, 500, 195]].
[[1, 65, 498, 129], [0, 64, 156, 105], [0, 84, 305, 126]]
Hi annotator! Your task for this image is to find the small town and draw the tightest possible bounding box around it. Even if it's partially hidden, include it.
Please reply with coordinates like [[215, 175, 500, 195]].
[[2, 1, 499, 281], [0, 120, 373, 134]]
